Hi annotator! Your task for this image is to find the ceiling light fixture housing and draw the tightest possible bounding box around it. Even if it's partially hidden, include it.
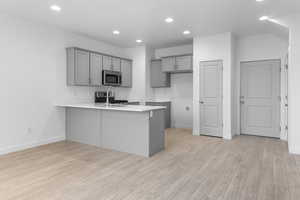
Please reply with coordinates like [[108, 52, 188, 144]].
[[136, 39, 143, 43], [183, 30, 191, 35], [113, 30, 120, 35], [165, 17, 174, 23], [256, 0, 264, 2], [259, 16, 269, 21], [50, 5, 61, 12]]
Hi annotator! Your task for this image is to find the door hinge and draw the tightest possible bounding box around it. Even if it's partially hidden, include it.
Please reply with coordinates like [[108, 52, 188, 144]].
[[285, 126, 288, 130], [285, 64, 288, 70], [279, 126, 281, 131], [278, 96, 281, 102], [280, 67, 282, 72]]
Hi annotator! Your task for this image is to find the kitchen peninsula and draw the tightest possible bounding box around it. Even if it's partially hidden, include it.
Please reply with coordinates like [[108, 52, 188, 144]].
[[57, 103, 166, 157]]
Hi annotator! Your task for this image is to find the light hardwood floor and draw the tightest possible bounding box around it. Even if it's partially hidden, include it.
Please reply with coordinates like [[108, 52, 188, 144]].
[[1, 128, 300, 200]]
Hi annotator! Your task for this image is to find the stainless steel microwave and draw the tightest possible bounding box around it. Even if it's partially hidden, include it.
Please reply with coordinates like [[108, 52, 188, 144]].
[[102, 70, 122, 86]]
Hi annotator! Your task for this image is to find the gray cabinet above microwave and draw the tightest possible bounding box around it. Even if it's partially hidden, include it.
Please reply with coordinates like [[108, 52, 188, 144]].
[[66, 47, 132, 87]]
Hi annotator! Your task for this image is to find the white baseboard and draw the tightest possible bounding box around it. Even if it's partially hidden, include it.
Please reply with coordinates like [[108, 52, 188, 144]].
[[289, 146, 300, 155], [0, 136, 65, 156], [173, 123, 193, 129]]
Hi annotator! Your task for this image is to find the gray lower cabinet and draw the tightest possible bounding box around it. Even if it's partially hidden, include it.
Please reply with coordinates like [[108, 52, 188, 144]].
[[67, 48, 90, 86], [151, 59, 170, 88], [66, 108, 101, 146], [146, 101, 171, 129], [90, 53, 102, 86], [66, 107, 165, 157], [120, 59, 132, 87]]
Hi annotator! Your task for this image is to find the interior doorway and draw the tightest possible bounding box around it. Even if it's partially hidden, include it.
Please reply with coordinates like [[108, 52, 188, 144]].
[[240, 60, 281, 138], [199, 60, 223, 137]]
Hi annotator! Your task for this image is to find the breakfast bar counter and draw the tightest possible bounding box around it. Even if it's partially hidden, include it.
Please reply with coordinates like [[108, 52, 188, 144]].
[[57, 103, 166, 157]]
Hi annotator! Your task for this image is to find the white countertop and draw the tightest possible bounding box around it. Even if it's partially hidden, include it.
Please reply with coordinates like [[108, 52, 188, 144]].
[[145, 99, 171, 103], [56, 103, 166, 112]]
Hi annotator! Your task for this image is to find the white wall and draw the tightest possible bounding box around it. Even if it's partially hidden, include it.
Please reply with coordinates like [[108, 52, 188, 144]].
[[153, 44, 193, 129], [155, 44, 193, 58], [114, 46, 149, 102], [145, 46, 155, 101], [234, 34, 289, 139], [280, 14, 300, 154], [0, 13, 135, 155], [193, 33, 234, 139]]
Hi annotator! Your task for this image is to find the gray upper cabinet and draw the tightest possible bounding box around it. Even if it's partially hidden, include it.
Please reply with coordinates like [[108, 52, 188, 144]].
[[67, 48, 90, 86], [75, 49, 90, 85], [151, 59, 170, 88], [103, 55, 113, 71], [67, 47, 132, 87], [161, 54, 193, 73], [175, 55, 193, 71], [90, 53, 103, 86], [162, 57, 176, 72], [112, 57, 121, 71], [120, 59, 132, 87]]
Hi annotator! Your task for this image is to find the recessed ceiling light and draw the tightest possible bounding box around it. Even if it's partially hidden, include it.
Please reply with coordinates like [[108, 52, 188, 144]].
[[259, 16, 269, 21], [50, 5, 61, 12], [256, 0, 264, 2], [165, 17, 174, 23], [136, 39, 143, 43], [183, 30, 191, 35], [112, 30, 120, 35]]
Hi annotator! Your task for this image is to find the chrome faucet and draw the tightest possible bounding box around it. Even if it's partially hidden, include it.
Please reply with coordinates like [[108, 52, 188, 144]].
[[105, 86, 112, 106]]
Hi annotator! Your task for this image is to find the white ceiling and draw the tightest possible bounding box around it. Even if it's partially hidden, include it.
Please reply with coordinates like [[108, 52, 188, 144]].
[[0, 0, 298, 48]]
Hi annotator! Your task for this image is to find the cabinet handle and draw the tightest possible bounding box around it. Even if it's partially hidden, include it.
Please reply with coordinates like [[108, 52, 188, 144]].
[[200, 101, 204, 104]]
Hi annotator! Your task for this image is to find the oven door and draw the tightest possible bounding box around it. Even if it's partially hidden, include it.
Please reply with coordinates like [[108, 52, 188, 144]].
[[102, 70, 122, 86]]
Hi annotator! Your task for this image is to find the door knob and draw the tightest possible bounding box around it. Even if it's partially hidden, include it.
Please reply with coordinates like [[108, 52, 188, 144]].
[[200, 101, 204, 104]]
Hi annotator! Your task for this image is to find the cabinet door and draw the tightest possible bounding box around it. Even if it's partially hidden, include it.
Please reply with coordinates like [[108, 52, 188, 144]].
[[146, 102, 171, 129], [90, 53, 102, 86], [121, 59, 132, 87], [151, 60, 170, 88], [103, 55, 113, 70], [175, 55, 193, 71], [66, 108, 101, 147], [112, 57, 121, 71], [162, 57, 176, 72], [75, 49, 90, 85]]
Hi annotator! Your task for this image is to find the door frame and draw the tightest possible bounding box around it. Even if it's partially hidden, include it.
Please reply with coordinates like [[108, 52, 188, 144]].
[[199, 60, 223, 138], [238, 59, 283, 138]]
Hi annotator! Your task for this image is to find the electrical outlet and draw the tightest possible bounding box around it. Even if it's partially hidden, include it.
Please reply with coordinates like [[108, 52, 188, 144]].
[[27, 128, 32, 134]]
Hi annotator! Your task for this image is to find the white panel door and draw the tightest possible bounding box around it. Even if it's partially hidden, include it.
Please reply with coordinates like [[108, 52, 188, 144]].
[[240, 60, 281, 138], [199, 61, 223, 137]]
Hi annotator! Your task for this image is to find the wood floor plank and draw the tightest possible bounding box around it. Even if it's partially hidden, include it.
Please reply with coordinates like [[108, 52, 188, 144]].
[[0, 129, 299, 200]]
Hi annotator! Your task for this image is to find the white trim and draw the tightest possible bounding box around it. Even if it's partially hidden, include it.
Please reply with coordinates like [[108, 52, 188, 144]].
[[238, 59, 285, 139], [0, 136, 65, 156], [173, 123, 193, 129], [289, 146, 300, 155], [198, 60, 224, 138]]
